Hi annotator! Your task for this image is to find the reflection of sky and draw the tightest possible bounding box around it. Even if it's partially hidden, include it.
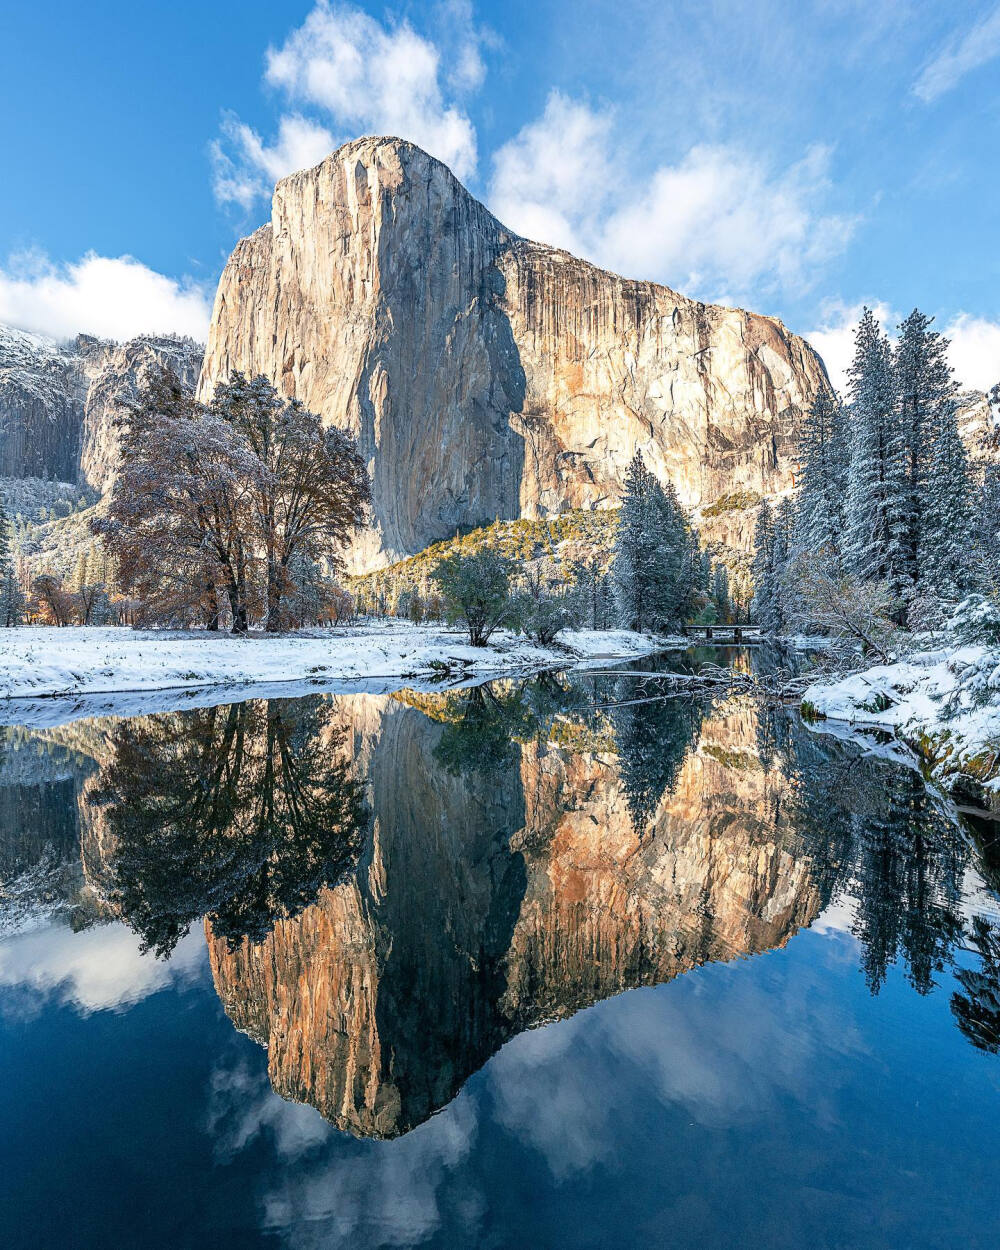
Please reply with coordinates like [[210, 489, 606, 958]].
[[0, 919, 205, 1015], [2, 913, 1000, 1248]]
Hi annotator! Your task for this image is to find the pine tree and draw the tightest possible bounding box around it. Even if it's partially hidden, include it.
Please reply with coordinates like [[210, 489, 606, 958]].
[[893, 309, 974, 602], [794, 388, 848, 565], [844, 308, 908, 595], [612, 453, 700, 632], [710, 562, 730, 623], [773, 498, 794, 632], [0, 497, 20, 627], [751, 499, 779, 632], [919, 393, 975, 601], [976, 464, 1000, 601]]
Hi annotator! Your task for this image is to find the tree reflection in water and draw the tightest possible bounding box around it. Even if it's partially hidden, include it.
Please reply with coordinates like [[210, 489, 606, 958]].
[[608, 681, 703, 834], [91, 696, 368, 955]]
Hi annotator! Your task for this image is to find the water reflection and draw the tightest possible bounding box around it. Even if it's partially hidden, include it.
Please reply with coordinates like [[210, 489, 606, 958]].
[[86, 697, 369, 955], [1, 669, 999, 1142]]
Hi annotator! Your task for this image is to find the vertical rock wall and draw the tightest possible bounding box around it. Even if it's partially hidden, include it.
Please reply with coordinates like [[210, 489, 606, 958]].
[[199, 136, 832, 572]]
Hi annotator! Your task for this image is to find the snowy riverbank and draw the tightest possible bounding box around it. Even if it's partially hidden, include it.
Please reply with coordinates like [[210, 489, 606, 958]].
[[0, 622, 685, 710], [802, 643, 1000, 801]]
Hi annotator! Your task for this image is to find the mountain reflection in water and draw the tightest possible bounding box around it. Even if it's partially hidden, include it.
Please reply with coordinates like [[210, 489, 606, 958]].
[[2, 669, 999, 1144]]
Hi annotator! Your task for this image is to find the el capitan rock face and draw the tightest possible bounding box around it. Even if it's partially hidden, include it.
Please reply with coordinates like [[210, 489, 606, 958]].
[[198, 137, 831, 571]]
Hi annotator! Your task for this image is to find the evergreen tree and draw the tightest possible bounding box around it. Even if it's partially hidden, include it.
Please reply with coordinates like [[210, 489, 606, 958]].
[[976, 463, 1000, 601], [710, 562, 731, 623], [894, 309, 974, 602], [751, 499, 776, 630], [751, 499, 792, 633], [844, 309, 908, 595], [773, 498, 794, 632], [612, 452, 699, 632], [794, 388, 848, 565], [0, 497, 20, 627], [918, 392, 975, 602]]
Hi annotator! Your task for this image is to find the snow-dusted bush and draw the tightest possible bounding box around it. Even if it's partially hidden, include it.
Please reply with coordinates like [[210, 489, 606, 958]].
[[948, 595, 1000, 647]]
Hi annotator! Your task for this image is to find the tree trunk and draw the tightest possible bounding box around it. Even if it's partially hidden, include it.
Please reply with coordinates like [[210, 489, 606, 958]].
[[265, 569, 282, 633]]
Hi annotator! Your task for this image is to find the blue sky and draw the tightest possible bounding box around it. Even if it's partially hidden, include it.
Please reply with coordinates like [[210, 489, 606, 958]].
[[1, 0, 998, 391]]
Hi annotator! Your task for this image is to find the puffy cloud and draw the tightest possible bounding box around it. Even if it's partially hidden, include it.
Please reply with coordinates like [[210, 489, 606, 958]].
[[0, 921, 205, 1015], [913, 5, 1000, 101], [215, 2, 482, 207], [489, 92, 857, 300], [0, 249, 212, 342], [489, 92, 614, 255], [805, 301, 1000, 395], [944, 313, 1000, 393], [212, 113, 336, 209]]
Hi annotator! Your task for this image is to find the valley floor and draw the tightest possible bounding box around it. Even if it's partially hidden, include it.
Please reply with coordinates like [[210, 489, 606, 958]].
[[0, 621, 684, 709], [803, 643, 1000, 803]]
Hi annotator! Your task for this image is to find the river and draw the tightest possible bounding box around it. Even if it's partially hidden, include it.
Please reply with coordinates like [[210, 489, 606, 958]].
[[1, 652, 998, 1248]]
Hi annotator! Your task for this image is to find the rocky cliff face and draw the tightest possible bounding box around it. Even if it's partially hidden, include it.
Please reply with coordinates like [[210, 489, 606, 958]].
[[79, 336, 202, 493], [0, 324, 202, 488], [199, 137, 831, 571], [206, 694, 831, 1138]]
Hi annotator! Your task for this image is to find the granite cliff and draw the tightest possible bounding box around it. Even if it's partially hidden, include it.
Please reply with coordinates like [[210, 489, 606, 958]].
[[198, 137, 831, 571]]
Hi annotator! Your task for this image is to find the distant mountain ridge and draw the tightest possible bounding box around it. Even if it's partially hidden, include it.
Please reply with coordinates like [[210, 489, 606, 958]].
[[0, 324, 202, 490]]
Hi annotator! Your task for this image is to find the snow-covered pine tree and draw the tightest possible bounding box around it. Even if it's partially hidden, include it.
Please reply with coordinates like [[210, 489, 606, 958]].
[[773, 498, 795, 633], [0, 496, 22, 627], [976, 463, 1000, 602], [918, 385, 975, 602], [613, 453, 657, 633], [710, 562, 730, 623], [893, 309, 969, 600], [613, 452, 699, 632], [844, 309, 907, 594], [751, 499, 778, 631], [794, 387, 848, 564]]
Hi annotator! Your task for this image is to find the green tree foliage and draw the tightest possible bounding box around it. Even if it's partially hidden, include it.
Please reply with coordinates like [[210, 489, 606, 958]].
[[429, 548, 518, 646], [612, 452, 701, 633]]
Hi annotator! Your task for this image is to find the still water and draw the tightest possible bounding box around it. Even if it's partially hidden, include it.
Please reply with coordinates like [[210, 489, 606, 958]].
[[1, 653, 998, 1248]]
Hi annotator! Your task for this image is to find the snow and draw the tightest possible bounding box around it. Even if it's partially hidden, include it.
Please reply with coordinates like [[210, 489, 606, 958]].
[[803, 643, 1000, 791], [0, 622, 687, 726]]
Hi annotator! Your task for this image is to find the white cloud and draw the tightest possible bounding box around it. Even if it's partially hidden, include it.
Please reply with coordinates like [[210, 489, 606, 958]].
[[489, 92, 857, 300], [215, 2, 482, 207], [0, 249, 212, 342], [944, 313, 1000, 392], [805, 300, 1000, 395], [0, 921, 205, 1014], [913, 5, 1000, 101], [212, 113, 335, 209], [489, 91, 614, 254]]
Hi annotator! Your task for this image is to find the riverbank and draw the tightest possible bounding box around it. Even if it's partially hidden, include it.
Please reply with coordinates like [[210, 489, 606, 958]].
[[0, 622, 686, 707], [802, 643, 1000, 806]]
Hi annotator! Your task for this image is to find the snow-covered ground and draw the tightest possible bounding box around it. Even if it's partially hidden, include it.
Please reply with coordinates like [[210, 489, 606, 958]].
[[803, 644, 1000, 794], [0, 622, 687, 719]]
